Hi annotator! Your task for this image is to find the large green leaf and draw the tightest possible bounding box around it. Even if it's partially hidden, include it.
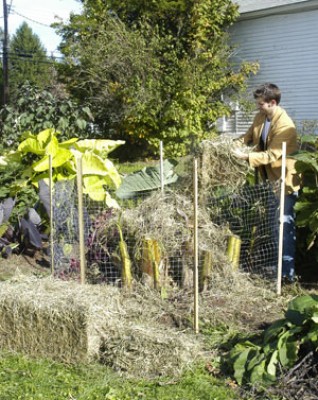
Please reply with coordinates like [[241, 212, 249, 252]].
[[32, 148, 73, 172], [83, 175, 103, 191], [312, 312, 318, 324], [18, 137, 45, 155], [304, 326, 318, 346], [294, 201, 317, 227], [104, 159, 122, 189], [299, 135, 317, 144], [37, 128, 55, 148], [105, 192, 120, 209], [74, 139, 125, 156], [309, 213, 318, 233], [233, 348, 252, 385], [267, 349, 278, 378], [81, 152, 108, 175], [116, 159, 178, 199], [82, 176, 120, 206], [45, 135, 59, 156], [294, 200, 317, 213], [277, 329, 300, 367], [263, 319, 287, 344], [59, 138, 79, 148], [249, 358, 267, 384], [32, 155, 50, 172], [293, 151, 318, 165], [286, 295, 318, 325]]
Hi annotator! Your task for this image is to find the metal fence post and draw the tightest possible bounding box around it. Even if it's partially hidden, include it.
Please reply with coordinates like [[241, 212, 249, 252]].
[[277, 142, 286, 295]]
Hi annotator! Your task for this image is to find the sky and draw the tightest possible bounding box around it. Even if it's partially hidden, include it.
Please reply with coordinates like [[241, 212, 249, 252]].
[[5, 0, 83, 56]]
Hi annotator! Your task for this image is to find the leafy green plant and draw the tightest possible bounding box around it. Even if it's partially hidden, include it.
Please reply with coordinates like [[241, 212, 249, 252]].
[[227, 294, 318, 386], [292, 135, 318, 249], [7, 128, 124, 205], [0, 130, 124, 258], [0, 83, 94, 148]]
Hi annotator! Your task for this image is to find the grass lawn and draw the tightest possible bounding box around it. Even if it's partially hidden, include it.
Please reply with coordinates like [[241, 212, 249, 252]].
[[0, 352, 242, 400]]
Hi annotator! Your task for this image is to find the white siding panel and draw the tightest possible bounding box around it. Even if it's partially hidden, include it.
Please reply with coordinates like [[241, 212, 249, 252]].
[[229, 9, 318, 134]]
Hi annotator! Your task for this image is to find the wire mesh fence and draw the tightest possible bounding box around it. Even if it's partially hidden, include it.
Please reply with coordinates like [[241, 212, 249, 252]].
[[50, 158, 281, 292], [206, 181, 280, 280]]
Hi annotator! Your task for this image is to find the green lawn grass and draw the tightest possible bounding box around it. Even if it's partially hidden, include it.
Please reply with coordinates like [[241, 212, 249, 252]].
[[115, 159, 159, 175], [0, 351, 242, 400]]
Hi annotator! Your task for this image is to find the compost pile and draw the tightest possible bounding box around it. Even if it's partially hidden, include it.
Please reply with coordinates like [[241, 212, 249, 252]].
[[121, 189, 230, 260], [87, 190, 231, 288]]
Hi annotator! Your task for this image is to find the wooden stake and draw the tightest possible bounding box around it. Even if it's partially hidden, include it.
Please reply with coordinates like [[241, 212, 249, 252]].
[[76, 156, 86, 284], [193, 158, 199, 333], [160, 141, 164, 193], [49, 155, 54, 275]]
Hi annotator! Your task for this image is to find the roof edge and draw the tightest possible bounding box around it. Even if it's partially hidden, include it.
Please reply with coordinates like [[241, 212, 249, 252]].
[[238, 0, 318, 20]]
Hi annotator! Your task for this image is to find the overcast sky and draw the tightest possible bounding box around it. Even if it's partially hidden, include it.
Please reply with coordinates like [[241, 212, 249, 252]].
[[6, 0, 82, 56]]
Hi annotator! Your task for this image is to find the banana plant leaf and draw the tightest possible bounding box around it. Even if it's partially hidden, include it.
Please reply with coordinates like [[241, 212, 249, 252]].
[[116, 159, 178, 199]]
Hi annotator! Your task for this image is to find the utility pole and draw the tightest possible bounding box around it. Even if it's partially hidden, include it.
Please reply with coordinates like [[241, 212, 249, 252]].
[[2, 0, 9, 105]]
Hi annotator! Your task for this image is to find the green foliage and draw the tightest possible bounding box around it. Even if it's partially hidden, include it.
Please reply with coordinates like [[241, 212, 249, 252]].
[[8, 22, 51, 100], [55, 0, 259, 158], [292, 135, 318, 250], [0, 159, 38, 224], [0, 84, 94, 148], [227, 294, 318, 386], [116, 160, 159, 175], [9, 129, 124, 206]]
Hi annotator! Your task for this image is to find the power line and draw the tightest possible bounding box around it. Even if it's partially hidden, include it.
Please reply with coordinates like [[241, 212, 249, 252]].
[[10, 9, 54, 28], [0, 51, 64, 62]]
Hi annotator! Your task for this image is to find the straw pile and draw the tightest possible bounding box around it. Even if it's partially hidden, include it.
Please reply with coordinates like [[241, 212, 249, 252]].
[[0, 276, 120, 364], [0, 267, 292, 379], [120, 190, 230, 263], [0, 276, 206, 378], [199, 136, 253, 194]]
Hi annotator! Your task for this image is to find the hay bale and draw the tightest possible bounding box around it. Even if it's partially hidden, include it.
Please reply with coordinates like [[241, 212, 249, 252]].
[[0, 276, 207, 378], [0, 271, 288, 379], [0, 276, 121, 364]]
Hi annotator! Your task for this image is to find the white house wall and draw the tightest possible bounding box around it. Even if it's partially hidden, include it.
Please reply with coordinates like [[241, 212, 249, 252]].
[[228, 8, 318, 135]]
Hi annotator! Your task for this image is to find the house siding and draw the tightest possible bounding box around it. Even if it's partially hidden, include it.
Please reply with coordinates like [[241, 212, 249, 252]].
[[228, 7, 318, 135], [234, 0, 315, 15]]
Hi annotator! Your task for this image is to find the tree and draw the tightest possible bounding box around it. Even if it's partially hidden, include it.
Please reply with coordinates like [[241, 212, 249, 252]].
[[8, 22, 52, 100], [55, 0, 258, 158], [0, 84, 94, 148]]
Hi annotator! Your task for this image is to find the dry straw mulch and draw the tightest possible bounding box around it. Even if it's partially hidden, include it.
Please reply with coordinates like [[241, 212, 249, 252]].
[[0, 270, 290, 379], [199, 136, 253, 194]]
